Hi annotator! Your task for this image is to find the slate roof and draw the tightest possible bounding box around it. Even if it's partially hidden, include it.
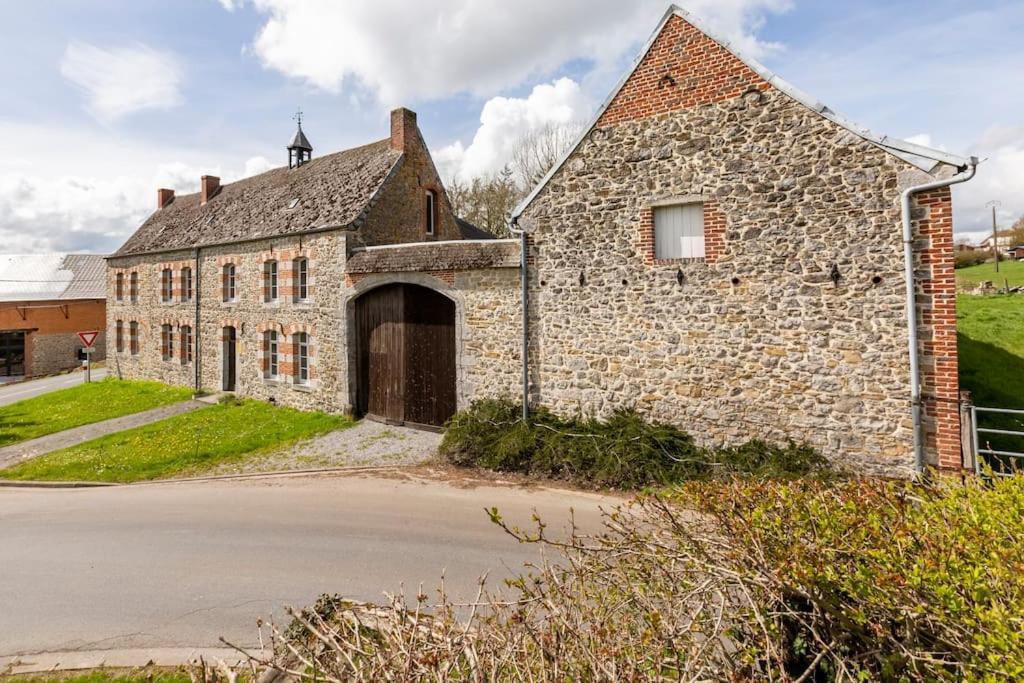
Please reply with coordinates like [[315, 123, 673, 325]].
[[346, 239, 520, 274], [115, 139, 401, 257], [289, 126, 313, 151], [0, 253, 107, 302], [456, 217, 498, 240]]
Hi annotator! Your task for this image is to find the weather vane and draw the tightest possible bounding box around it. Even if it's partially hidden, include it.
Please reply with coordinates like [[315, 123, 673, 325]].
[[293, 108, 303, 127]]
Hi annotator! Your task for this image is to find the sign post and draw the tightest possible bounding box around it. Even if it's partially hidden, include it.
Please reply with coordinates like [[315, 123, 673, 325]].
[[78, 331, 99, 383]]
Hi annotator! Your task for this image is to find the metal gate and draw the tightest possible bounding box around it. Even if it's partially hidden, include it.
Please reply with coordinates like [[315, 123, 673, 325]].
[[970, 406, 1024, 476]]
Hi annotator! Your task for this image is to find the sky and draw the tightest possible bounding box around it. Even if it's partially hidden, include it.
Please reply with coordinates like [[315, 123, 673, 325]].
[[0, 0, 1021, 254]]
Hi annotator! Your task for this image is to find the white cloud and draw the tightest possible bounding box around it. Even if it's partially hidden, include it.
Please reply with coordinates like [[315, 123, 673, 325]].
[[437, 78, 591, 182], [0, 123, 281, 253], [60, 42, 185, 122], [224, 0, 792, 105], [905, 134, 933, 148], [954, 128, 1024, 238]]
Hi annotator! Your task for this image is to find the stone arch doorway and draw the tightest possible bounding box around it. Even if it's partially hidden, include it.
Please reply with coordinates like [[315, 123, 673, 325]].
[[354, 282, 457, 428]]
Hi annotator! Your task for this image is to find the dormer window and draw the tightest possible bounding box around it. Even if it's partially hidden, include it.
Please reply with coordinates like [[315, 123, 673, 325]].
[[425, 189, 437, 235]]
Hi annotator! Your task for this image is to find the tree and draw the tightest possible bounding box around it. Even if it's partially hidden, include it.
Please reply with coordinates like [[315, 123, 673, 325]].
[[509, 121, 585, 189]]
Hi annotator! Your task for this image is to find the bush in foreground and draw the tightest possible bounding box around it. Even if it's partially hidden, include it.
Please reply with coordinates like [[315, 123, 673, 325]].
[[225, 476, 1024, 682], [439, 398, 829, 487]]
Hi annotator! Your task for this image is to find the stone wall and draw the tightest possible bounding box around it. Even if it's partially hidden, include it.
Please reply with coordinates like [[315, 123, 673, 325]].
[[518, 13, 961, 475], [107, 230, 348, 413]]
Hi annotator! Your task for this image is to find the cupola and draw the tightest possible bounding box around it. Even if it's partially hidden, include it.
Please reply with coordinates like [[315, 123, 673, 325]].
[[287, 109, 313, 169]]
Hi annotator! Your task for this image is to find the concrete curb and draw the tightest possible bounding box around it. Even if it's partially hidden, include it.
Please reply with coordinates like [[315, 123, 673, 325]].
[[0, 480, 117, 489], [0, 464, 420, 490], [0, 647, 254, 675]]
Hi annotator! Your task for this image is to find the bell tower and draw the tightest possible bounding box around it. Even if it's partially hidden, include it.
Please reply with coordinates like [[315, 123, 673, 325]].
[[287, 109, 313, 169]]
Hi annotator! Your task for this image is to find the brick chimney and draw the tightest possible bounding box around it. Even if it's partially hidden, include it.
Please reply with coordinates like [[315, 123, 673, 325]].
[[157, 188, 175, 209], [200, 175, 220, 206], [390, 108, 417, 152]]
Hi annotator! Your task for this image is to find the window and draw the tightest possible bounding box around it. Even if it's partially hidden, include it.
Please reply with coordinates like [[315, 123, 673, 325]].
[[180, 326, 193, 365], [181, 267, 193, 302], [161, 269, 173, 302], [129, 272, 139, 303], [115, 273, 124, 301], [129, 321, 139, 355], [263, 261, 278, 302], [161, 324, 174, 361], [223, 264, 236, 302], [654, 203, 705, 260], [425, 190, 437, 235], [294, 258, 309, 302], [264, 330, 279, 379], [115, 320, 124, 353], [294, 332, 309, 385]]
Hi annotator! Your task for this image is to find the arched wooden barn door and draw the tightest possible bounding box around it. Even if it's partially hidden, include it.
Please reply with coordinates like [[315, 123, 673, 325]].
[[355, 283, 456, 428]]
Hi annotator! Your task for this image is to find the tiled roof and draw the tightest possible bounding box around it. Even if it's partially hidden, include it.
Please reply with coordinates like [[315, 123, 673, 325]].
[[114, 140, 401, 257], [0, 253, 107, 302], [456, 217, 498, 240], [346, 239, 520, 274]]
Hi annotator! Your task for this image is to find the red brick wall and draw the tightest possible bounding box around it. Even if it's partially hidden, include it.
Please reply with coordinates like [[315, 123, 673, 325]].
[[915, 186, 961, 469], [598, 14, 769, 126]]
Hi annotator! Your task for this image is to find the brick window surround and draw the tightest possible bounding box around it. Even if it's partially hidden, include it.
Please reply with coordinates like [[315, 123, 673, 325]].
[[639, 199, 726, 265]]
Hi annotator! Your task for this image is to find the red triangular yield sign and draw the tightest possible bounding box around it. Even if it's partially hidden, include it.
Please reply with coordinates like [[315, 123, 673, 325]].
[[78, 330, 100, 348]]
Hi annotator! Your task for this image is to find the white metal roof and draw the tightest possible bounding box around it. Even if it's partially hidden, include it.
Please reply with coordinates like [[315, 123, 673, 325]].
[[0, 253, 107, 302], [512, 4, 971, 220]]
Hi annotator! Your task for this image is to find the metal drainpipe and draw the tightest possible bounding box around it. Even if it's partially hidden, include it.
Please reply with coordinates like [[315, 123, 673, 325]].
[[193, 247, 201, 393], [509, 219, 529, 421], [901, 157, 978, 474]]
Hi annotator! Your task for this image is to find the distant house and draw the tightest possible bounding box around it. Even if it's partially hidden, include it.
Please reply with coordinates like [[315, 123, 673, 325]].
[[979, 230, 1017, 254], [0, 254, 107, 380], [954, 243, 978, 253], [1007, 246, 1024, 261]]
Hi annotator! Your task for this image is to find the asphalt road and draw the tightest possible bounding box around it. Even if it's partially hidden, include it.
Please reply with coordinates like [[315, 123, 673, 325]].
[[0, 473, 616, 657], [0, 369, 108, 407]]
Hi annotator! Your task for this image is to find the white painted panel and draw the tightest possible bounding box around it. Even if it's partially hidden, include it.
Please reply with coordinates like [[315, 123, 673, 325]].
[[654, 203, 705, 259]]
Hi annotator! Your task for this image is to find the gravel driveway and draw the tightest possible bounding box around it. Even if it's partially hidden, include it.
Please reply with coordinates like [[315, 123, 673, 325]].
[[207, 419, 441, 475]]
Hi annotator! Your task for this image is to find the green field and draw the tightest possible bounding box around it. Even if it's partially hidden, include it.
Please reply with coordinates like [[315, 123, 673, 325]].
[[956, 260, 1024, 289], [958, 295, 1024, 409], [0, 379, 193, 448], [0, 398, 352, 483]]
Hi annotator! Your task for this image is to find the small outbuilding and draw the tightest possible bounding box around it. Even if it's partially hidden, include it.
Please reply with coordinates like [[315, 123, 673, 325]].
[[0, 254, 107, 380]]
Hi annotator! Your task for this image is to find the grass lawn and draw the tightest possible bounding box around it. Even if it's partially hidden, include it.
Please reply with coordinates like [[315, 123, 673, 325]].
[[3, 671, 191, 683], [956, 259, 1024, 289], [0, 398, 352, 483], [0, 379, 193, 448]]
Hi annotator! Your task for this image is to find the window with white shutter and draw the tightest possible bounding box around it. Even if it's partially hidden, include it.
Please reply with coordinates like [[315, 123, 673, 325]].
[[654, 203, 705, 260]]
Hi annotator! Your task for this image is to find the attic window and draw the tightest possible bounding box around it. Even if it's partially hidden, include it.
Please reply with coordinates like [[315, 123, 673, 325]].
[[287, 198, 300, 210]]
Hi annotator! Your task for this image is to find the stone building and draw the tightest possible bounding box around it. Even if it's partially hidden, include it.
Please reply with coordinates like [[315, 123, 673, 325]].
[[0, 253, 106, 380], [109, 5, 975, 474], [106, 108, 521, 425], [511, 6, 975, 475]]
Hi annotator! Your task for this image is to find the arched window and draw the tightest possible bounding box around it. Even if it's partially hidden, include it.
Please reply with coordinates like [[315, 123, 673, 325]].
[[115, 320, 124, 352], [293, 332, 310, 385], [222, 264, 237, 302], [115, 273, 124, 301], [160, 324, 174, 361], [263, 260, 279, 302], [180, 325, 193, 365], [181, 267, 193, 302], [263, 330, 279, 379], [129, 272, 139, 303], [129, 321, 139, 355], [293, 258, 309, 302], [161, 269, 174, 302]]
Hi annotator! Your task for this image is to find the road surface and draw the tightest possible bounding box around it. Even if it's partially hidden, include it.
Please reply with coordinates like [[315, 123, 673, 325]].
[[0, 369, 108, 407], [0, 472, 616, 658]]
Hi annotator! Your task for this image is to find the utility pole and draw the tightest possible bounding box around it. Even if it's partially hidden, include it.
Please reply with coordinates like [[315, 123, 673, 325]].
[[986, 200, 1001, 273]]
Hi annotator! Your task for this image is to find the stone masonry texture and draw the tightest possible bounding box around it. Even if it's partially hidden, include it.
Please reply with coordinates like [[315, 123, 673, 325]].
[[518, 13, 962, 475]]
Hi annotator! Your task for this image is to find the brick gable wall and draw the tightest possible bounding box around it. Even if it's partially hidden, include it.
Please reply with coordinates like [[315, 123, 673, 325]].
[[598, 14, 769, 127]]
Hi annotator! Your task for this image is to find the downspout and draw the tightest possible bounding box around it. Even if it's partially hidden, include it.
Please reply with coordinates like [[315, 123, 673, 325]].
[[193, 247, 201, 393], [508, 219, 529, 421], [900, 157, 977, 474]]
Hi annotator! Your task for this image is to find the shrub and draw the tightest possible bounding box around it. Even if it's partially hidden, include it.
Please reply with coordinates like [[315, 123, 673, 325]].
[[230, 476, 1024, 682], [440, 398, 829, 487], [956, 249, 989, 269]]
